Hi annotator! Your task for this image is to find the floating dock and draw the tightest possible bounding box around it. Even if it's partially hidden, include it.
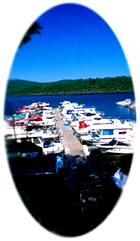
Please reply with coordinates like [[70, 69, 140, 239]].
[[54, 109, 85, 156]]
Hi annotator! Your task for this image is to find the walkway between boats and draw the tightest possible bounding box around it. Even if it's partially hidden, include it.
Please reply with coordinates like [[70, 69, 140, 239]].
[[54, 109, 85, 156]]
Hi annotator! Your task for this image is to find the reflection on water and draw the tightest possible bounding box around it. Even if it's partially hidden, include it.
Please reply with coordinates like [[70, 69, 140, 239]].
[[7, 145, 132, 237], [117, 105, 136, 119]]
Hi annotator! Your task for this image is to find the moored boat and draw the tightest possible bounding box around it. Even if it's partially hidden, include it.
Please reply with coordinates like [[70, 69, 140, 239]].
[[96, 139, 134, 154], [78, 119, 134, 144], [31, 137, 64, 155], [116, 98, 132, 107], [4, 100, 135, 157]]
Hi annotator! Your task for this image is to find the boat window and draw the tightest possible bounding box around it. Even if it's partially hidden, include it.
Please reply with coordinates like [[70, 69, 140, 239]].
[[119, 131, 127, 135], [85, 113, 95, 116], [44, 141, 54, 148], [102, 129, 113, 135], [67, 110, 73, 114], [46, 116, 54, 119], [44, 138, 51, 144], [91, 132, 99, 138]]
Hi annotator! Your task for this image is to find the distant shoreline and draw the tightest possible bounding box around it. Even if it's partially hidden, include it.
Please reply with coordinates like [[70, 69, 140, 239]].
[[7, 91, 134, 97], [7, 90, 134, 97], [6, 76, 134, 96]]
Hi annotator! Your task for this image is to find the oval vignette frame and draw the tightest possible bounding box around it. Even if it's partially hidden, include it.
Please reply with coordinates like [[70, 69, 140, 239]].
[[0, 0, 138, 240]]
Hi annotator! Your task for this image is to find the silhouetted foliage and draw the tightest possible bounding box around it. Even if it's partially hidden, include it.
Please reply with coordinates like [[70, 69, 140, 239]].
[[20, 22, 43, 47]]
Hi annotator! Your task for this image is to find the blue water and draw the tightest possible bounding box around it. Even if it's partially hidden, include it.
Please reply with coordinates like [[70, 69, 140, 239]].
[[4, 92, 136, 120]]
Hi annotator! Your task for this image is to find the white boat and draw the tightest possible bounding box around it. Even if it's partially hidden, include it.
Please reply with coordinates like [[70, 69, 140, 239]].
[[116, 98, 132, 107], [5, 111, 59, 140], [72, 118, 113, 135], [103, 148, 133, 154], [4, 124, 27, 139], [78, 119, 134, 143], [96, 139, 133, 154], [31, 137, 64, 155], [60, 101, 102, 123]]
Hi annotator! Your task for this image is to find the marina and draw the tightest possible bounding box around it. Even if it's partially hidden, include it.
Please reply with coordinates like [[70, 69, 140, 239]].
[[4, 96, 136, 236], [5, 98, 135, 157]]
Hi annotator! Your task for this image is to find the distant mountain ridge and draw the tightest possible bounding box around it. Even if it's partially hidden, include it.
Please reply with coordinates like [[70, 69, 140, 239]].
[[9, 79, 39, 85], [6, 76, 134, 95]]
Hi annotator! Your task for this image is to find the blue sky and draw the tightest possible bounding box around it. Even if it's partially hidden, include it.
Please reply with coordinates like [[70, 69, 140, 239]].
[[9, 3, 130, 82]]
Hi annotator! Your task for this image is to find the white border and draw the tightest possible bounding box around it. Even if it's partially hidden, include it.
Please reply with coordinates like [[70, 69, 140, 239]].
[[0, 1, 140, 241]]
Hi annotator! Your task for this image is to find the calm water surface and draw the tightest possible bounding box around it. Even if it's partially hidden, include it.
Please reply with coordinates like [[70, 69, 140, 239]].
[[4, 92, 136, 120]]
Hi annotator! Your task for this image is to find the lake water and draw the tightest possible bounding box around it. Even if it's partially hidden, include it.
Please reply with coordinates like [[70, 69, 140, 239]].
[[4, 92, 136, 120]]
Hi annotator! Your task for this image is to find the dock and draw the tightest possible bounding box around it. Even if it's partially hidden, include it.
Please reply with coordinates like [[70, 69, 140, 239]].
[[54, 109, 85, 156]]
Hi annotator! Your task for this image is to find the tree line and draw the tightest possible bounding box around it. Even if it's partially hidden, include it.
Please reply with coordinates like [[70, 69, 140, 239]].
[[6, 76, 134, 95]]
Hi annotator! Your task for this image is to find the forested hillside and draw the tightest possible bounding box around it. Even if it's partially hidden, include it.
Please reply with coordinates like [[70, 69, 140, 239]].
[[6, 76, 134, 95]]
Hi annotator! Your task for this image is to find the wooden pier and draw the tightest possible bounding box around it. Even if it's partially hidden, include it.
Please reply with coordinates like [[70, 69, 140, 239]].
[[54, 109, 85, 156]]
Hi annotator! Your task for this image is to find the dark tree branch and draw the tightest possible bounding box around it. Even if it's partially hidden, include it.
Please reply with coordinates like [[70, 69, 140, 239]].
[[20, 22, 43, 47]]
